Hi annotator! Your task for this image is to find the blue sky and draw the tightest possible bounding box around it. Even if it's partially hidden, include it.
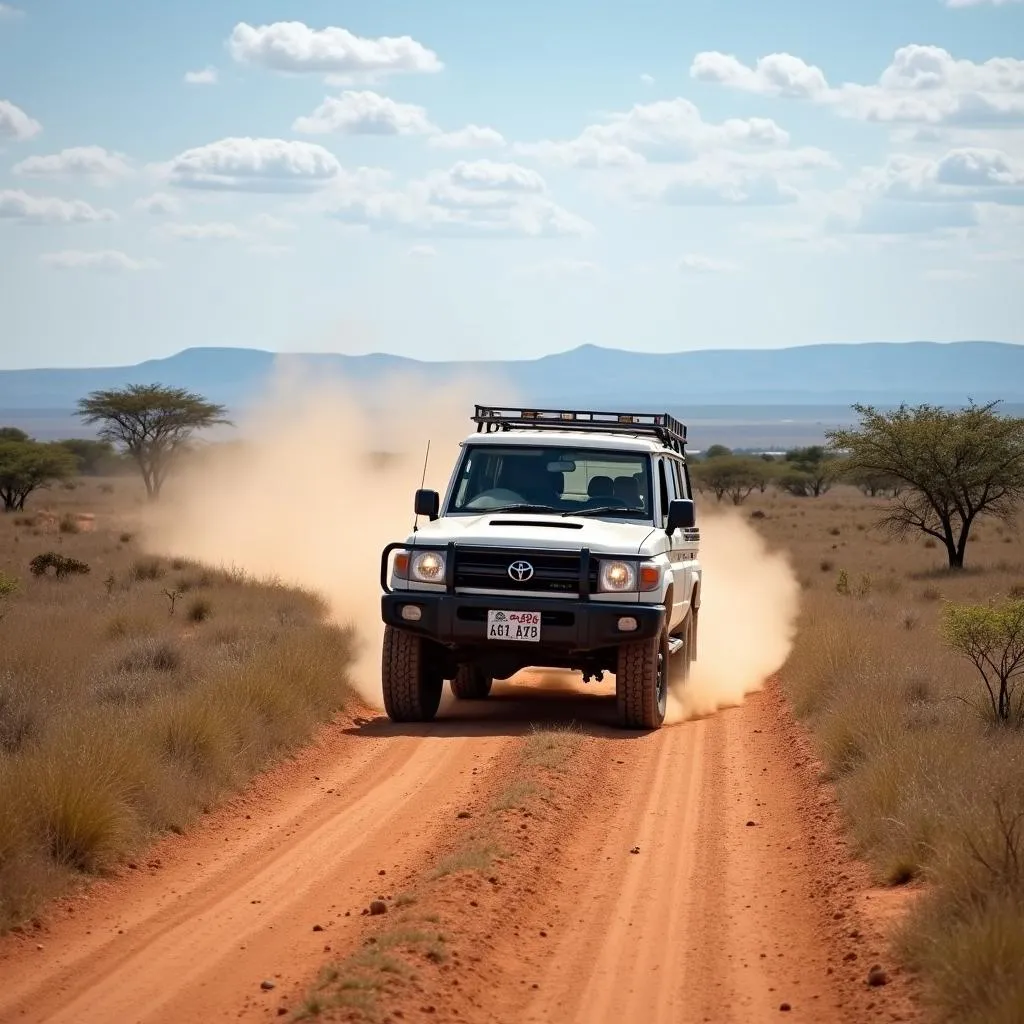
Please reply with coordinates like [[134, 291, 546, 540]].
[[1, 0, 1022, 369]]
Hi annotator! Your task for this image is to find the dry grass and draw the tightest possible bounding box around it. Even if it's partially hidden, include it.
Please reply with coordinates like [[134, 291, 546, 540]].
[[0, 477, 354, 931], [762, 485, 1024, 1023]]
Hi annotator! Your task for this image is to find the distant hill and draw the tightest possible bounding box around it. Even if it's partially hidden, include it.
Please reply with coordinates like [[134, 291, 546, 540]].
[[1, 341, 1022, 446]]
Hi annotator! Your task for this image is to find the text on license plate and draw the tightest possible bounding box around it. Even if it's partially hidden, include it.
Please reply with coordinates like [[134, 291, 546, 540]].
[[486, 610, 541, 642]]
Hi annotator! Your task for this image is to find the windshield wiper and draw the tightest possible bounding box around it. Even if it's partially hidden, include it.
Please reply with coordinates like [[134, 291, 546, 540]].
[[487, 503, 560, 514], [562, 506, 646, 518]]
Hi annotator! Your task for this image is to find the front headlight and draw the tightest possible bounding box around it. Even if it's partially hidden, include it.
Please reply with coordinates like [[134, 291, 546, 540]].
[[597, 560, 663, 593], [410, 550, 446, 584], [599, 560, 637, 593]]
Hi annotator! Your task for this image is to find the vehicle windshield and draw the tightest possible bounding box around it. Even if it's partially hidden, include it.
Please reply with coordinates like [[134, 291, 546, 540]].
[[447, 445, 653, 520]]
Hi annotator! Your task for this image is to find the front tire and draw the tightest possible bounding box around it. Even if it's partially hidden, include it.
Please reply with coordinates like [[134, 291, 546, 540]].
[[450, 665, 493, 700], [381, 626, 443, 722], [616, 629, 668, 730]]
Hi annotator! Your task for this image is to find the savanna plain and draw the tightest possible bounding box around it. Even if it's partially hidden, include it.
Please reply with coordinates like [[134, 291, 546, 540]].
[[0, 458, 1022, 1024]]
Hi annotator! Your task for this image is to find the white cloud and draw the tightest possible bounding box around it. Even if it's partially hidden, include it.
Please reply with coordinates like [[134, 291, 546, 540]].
[[325, 166, 591, 239], [428, 125, 507, 149], [134, 192, 181, 215], [690, 45, 1024, 127], [0, 190, 115, 224], [516, 98, 792, 170], [640, 73, 655, 86], [227, 21, 442, 78], [184, 67, 218, 85], [0, 99, 40, 141], [407, 244, 437, 259], [13, 146, 133, 184], [164, 222, 248, 242], [447, 160, 546, 194], [248, 243, 292, 257], [677, 254, 740, 273], [691, 51, 830, 98], [40, 249, 159, 272], [165, 137, 341, 192], [859, 147, 1024, 204], [293, 90, 434, 135]]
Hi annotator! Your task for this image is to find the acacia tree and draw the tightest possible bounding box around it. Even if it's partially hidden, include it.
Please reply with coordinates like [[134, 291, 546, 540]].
[[941, 599, 1024, 725], [690, 456, 769, 505], [77, 384, 230, 500], [827, 401, 1024, 569], [0, 440, 77, 511]]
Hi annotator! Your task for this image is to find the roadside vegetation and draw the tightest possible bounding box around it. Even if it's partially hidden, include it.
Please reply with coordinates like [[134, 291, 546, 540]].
[[759, 401, 1024, 1024], [0, 474, 354, 932]]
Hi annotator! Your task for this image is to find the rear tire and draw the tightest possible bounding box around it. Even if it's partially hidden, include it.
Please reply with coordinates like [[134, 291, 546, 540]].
[[616, 629, 668, 730], [450, 665, 493, 700], [381, 626, 443, 722]]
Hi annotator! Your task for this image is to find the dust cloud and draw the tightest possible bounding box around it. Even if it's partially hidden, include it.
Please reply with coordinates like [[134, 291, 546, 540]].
[[665, 511, 801, 724], [141, 358, 492, 709]]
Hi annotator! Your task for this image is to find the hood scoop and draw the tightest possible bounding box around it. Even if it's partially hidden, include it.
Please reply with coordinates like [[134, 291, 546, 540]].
[[489, 518, 583, 530]]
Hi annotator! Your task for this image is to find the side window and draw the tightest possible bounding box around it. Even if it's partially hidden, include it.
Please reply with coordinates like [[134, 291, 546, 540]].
[[657, 459, 670, 523], [672, 460, 685, 499], [682, 462, 693, 500]]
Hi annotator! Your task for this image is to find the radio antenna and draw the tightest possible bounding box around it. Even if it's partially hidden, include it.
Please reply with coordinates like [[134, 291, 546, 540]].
[[412, 439, 430, 533]]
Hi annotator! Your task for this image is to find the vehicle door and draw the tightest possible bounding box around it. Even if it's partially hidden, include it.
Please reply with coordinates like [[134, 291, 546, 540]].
[[657, 457, 687, 631]]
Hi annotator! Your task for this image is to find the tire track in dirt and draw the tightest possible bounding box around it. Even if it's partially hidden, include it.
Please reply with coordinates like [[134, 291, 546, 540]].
[[355, 679, 922, 1024], [0, 710, 517, 1024]]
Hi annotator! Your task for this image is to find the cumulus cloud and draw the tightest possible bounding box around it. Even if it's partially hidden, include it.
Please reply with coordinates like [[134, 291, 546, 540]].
[[13, 145, 133, 184], [324, 161, 590, 239], [517, 98, 792, 169], [691, 51, 830, 98], [0, 189, 115, 224], [165, 137, 341, 192], [691, 44, 1024, 127], [428, 125, 507, 149], [855, 147, 1024, 206], [227, 21, 442, 78], [184, 67, 218, 85], [293, 90, 434, 135], [134, 192, 181, 215], [40, 249, 159, 271], [678, 254, 740, 273], [0, 98, 40, 141]]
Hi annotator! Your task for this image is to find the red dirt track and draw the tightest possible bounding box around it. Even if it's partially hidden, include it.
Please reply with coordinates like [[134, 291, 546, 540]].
[[0, 677, 921, 1024]]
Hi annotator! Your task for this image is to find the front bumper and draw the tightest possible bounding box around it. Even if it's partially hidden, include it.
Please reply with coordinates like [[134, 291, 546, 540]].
[[381, 591, 664, 652]]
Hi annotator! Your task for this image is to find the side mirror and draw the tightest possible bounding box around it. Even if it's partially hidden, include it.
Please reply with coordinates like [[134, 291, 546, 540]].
[[666, 498, 695, 534], [414, 488, 440, 521]]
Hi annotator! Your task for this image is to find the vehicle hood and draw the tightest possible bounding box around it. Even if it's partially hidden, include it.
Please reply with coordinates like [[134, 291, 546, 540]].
[[406, 513, 657, 556]]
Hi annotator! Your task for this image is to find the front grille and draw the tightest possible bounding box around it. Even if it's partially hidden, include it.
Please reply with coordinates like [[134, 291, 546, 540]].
[[452, 547, 598, 596]]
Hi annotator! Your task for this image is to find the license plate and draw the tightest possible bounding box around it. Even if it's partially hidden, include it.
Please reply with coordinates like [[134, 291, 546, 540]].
[[486, 610, 541, 642]]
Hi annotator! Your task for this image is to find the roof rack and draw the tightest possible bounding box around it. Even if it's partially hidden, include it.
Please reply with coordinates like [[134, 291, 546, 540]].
[[472, 405, 687, 455]]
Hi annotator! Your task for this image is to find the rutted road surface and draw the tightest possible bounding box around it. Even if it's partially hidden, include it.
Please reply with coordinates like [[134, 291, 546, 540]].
[[0, 677, 920, 1024]]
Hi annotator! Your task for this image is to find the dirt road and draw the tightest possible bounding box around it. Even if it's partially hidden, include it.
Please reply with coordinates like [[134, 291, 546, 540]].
[[0, 677, 920, 1024]]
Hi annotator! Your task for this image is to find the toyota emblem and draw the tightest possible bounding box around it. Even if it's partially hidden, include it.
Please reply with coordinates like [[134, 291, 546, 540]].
[[508, 560, 535, 582]]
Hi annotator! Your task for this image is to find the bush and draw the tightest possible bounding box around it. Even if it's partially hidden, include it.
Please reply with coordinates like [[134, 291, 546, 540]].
[[29, 552, 90, 579], [0, 572, 19, 598], [187, 597, 213, 623], [130, 557, 164, 582], [58, 514, 80, 534]]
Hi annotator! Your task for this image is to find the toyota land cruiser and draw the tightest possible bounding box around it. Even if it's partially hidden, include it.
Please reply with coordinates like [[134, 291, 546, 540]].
[[379, 405, 701, 730]]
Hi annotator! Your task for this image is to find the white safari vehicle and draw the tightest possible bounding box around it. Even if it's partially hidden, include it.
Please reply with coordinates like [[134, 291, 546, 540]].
[[379, 406, 701, 730]]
